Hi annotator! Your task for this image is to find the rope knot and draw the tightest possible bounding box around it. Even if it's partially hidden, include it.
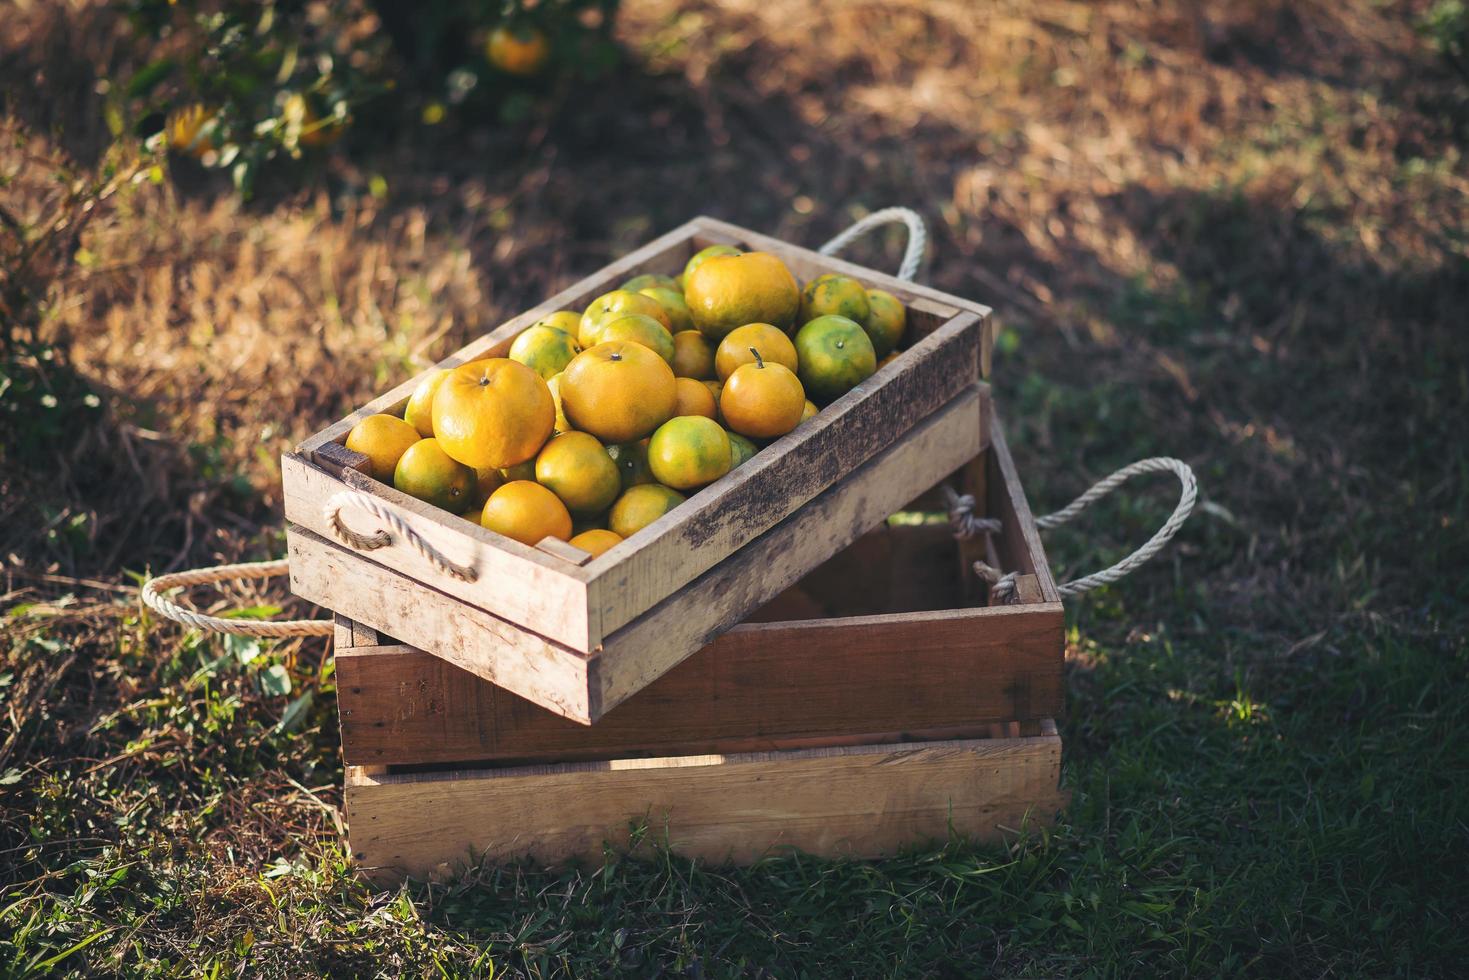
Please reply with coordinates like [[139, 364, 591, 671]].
[[972, 561, 1019, 604], [941, 486, 1002, 541]]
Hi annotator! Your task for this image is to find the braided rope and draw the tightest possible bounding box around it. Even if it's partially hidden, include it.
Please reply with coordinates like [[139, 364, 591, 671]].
[[325, 490, 478, 582], [939, 485, 1003, 540], [141, 559, 334, 637], [818, 206, 927, 282]]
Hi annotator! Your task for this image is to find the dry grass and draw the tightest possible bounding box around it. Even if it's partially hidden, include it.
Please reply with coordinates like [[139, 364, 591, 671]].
[[3, 0, 1468, 975]]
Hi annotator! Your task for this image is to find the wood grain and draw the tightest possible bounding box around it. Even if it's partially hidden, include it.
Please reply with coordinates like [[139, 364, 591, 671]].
[[345, 728, 1066, 880], [987, 417, 1060, 602]]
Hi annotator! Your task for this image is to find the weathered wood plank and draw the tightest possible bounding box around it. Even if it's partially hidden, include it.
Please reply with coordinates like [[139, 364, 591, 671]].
[[988, 418, 1060, 602], [345, 729, 1066, 880]]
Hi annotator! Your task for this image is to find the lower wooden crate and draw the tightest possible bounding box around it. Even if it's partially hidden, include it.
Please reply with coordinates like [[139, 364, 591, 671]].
[[345, 723, 1064, 879]]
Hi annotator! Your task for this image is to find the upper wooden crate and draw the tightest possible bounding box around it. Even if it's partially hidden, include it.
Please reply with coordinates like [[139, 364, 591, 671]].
[[282, 216, 992, 718]]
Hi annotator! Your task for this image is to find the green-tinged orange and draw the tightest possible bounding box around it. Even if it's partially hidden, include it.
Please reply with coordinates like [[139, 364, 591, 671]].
[[648, 416, 731, 490], [546, 372, 573, 433], [534, 431, 621, 514], [481, 480, 572, 546], [793, 314, 877, 404], [404, 368, 451, 437], [433, 358, 555, 469], [801, 399, 819, 422], [393, 438, 474, 512], [579, 290, 671, 347], [862, 288, 907, 358], [568, 528, 622, 558], [500, 460, 536, 483], [560, 341, 677, 443], [685, 252, 800, 339], [673, 377, 718, 419], [609, 483, 686, 538], [714, 323, 798, 381], [720, 352, 806, 439], [509, 324, 581, 380], [682, 244, 741, 282], [606, 439, 654, 491], [345, 413, 420, 482], [726, 430, 758, 468], [671, 330, 716, 380], [621, 273, 680, 292], [535, 310, 584, 336], [800, 273, 871, 325], [597, 313, 676, 364], [640, 286, 694, 333]]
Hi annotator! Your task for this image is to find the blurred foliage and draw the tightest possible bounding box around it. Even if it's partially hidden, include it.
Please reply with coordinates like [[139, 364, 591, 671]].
[[117, 0, 621, 196], [1419, 0, 1469, 79]]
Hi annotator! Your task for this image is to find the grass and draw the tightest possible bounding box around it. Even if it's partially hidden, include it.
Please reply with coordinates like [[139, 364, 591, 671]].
[[4, 0, 1469, 975]]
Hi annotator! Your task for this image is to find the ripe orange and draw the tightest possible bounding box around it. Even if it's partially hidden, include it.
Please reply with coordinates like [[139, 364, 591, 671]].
[[481, 480, 572, 546], [714, 323, 799, 381], [648, 417, 731, 490], [433, 358, 555, 469], [621, 273, 679, 292], [404, 368, 450, 437], [345, 414, 420, 482], [673, 377, 718, 419], [800, 273, 871, 325], [597, 313, 676, 364], [640, 285, 694, 333], [579, 290, 671, 347], [862, 289, 906, 358], [683, 244, 741, 282], [793, 315, 877, 405], [486, 25, 551, 76], [167, 104, 216, 158], [726, 430, 758, 468], [685, 252, 800, 340], [609, 483, 686, 538], [545, 372, 573, 433], [394, 438, 474, 512], [534, 431, 621, 514], [509, 324, 581, 380], [606, 438, 654, 491], [471, 466, 505, 507], [535, 310, 584, 336], [801, 399, 819, 422], [720, 352, 806, 439], [670, 330, 716, 380], [568, 528, 622, 558], [560, 341, 677, 444]]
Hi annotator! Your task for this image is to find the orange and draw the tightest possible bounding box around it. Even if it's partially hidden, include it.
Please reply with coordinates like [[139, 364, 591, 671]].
[[673, 377, 718, 419], [167, 104, 217, 158], [670, 330, 716, 379], [560, 341, 677, 443], [682, 244, 741, 282], [726, 430, 758, 468], [648, 416, 730, 490], [486, 25, 551, 76], [862, 289, 907, 358], [800, 273, 871, 325], [546, 372, 573, 433], [534, 431, 621, 514], [606, 439, 654, 491], [597, 313, 676, 364], [684, 252, 800, 340], [714, 323, 799, 381], [433, 358, 555, 469], [568, 528, 622, 558], [579, 290, 670, 347], [481, 480, 572, 546], [877, 351, 900, 369], [509, 324, 581, 380], [393, 438, 474, 512], [535, 310, 584, 336], [640, 286, 694, 334], [793, 315, 877, 405], [609, 483, 686, 538], [701, 379, 724, 404], [621, 273, 679, 292], [404, 368, 451, 437], [500, 460, 536, 483], [471, 465, 505, 507], [720, 352, 806, 439], [801, 399, 819, 422], [345, 414, 420, 482]]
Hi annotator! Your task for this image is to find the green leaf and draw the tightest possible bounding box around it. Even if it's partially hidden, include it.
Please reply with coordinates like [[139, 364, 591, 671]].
[[126, 58, 176, 97], [276, 690, 314, 732], [258, 663, 292, 696]]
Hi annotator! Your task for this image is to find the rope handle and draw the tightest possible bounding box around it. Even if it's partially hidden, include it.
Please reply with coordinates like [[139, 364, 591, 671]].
[[141, 559, 334, 637], [325, 490, 478, 582], [951, 457, 1198, 602], [818, 206, 927, 282]]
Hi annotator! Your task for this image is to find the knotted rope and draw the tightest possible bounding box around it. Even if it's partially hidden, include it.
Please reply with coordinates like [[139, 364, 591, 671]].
[[325, 490, 478, 582]]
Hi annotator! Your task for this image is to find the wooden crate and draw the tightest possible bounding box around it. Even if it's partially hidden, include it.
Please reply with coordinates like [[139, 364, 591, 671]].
[[336, 409, 1068, 881], [283, 216, 992, 724]]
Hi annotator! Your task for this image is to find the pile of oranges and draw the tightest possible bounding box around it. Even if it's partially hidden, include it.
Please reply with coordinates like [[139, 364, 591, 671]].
[[344, 246, 907, 557]]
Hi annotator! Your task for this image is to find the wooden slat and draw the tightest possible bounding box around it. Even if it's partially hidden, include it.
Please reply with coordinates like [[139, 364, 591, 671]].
[[294, 386, 988, 724], [987, 418, 1060, 602], [345, 729, 1066, 880]]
